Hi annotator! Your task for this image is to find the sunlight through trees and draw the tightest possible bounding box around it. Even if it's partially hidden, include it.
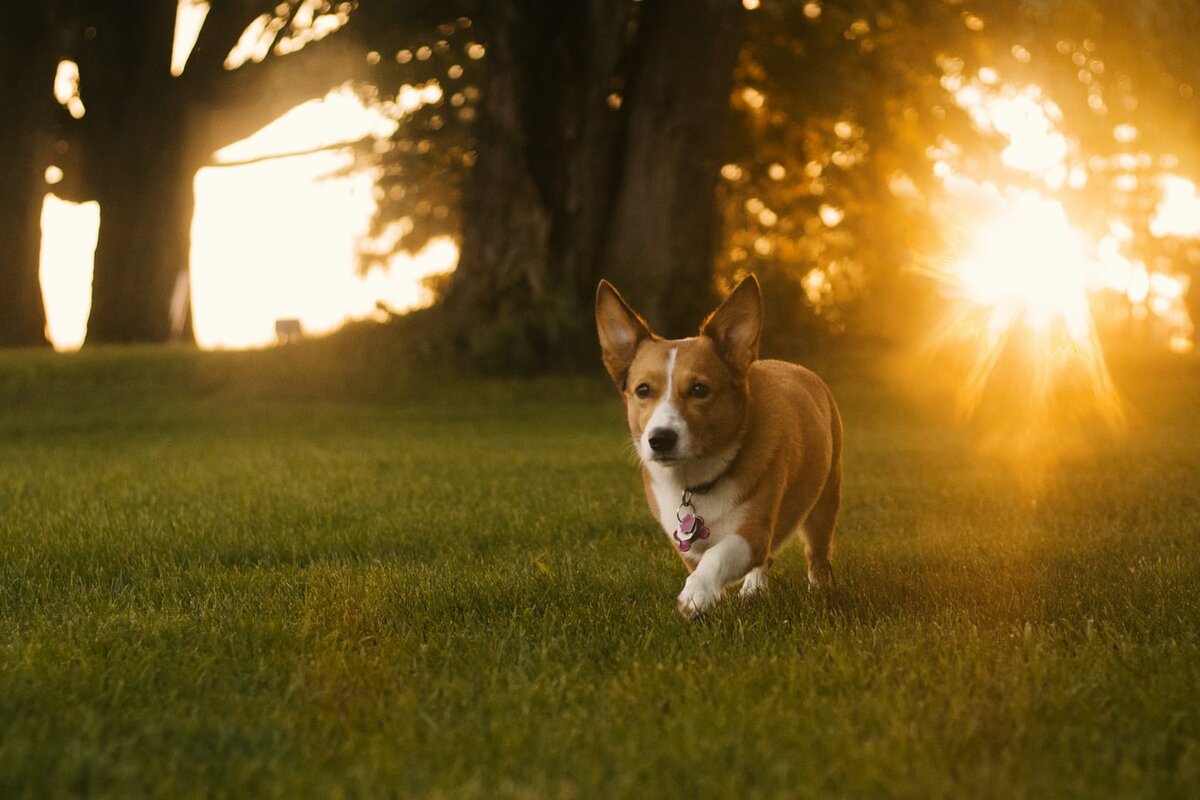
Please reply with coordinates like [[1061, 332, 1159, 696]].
[[5, 0, 1200, 386]]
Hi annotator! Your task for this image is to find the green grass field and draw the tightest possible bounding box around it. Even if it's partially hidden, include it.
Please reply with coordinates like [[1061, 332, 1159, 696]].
[[1, 332, 1198, 798]]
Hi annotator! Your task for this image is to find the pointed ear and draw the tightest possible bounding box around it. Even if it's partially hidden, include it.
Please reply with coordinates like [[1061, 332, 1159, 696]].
[[700, 275, 763, 376], [596, 280, 654, 388]]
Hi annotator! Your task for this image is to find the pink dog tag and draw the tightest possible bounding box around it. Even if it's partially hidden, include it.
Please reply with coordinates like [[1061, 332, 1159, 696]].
[[673, 511, 710, 552]]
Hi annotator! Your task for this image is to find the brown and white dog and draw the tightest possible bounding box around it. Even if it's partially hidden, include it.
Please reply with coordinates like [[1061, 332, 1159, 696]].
[[596, 275, 843, 618]]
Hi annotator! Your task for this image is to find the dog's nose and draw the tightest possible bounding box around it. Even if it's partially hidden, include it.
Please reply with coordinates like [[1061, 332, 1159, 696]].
[[648, 428, 678, 454]]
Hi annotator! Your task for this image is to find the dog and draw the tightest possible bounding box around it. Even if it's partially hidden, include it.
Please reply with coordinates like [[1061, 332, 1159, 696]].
[[595, 275, 843, 618]]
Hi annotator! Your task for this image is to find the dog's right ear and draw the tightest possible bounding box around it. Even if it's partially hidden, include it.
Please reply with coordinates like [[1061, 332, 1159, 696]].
[[700, 274, 763, 377], [596, 280, 654, 388]]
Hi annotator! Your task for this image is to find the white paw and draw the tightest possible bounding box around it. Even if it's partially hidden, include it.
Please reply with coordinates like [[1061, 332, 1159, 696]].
[[677, 580, 722, 619], [807, 561, 833, 591], [740, 568, 769, 597]]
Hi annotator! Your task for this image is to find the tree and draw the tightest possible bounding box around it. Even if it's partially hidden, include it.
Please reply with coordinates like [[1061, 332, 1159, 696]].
[[601, 0, 743, 334], [0, 4, 63, 347], [706, 0, 1200, 352], [68, 0, 369, 344], [359, 0, 745, 371]]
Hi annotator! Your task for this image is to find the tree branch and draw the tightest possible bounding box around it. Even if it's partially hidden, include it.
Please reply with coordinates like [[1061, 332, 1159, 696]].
[[205, 135, 372, 168]]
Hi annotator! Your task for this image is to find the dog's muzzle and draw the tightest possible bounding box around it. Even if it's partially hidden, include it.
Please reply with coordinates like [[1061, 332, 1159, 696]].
[[647, 428, 679, 457]]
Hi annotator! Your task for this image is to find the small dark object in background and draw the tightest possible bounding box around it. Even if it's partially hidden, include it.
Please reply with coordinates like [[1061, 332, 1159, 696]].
[[275, 318, 303, 345]]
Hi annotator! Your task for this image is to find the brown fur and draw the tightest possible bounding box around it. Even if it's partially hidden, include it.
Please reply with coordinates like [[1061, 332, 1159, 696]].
[[597, 275, 843, 596]]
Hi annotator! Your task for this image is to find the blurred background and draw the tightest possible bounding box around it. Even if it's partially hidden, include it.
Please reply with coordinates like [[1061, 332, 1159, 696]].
[[2, 0, 1198, 381]]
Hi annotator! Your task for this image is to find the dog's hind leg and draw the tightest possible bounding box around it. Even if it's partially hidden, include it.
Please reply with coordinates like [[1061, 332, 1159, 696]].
[[803, 458, 840, 590]]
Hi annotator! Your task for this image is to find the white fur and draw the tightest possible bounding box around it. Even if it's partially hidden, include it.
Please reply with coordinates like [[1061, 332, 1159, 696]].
[[635, 345, 757, 617], [644, 449, 741, 549], [645, 448, 751, 617], [740, 567, 769, 597], [677, 535, 754, 618], [638, 348, 694, 462]]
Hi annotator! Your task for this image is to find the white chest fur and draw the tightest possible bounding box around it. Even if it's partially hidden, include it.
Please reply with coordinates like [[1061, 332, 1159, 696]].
[[645, 463, 744, 561]]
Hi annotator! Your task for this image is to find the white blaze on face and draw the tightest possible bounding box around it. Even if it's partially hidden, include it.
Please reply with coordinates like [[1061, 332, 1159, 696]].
[[639, 347, 692, 462]]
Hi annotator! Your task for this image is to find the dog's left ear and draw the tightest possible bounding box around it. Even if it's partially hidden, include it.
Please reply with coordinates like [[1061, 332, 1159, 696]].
[[700, 275, 763, 377]]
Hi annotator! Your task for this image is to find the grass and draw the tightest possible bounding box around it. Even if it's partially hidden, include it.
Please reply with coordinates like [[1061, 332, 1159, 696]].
[[1, 331, 1198, 798]]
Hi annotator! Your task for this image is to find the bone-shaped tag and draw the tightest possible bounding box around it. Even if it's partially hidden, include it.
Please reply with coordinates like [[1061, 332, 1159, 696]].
[[673, 512, 710, 552]]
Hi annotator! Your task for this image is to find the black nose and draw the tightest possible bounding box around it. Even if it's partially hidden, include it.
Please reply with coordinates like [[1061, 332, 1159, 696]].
[[648, 428, 678, 454]]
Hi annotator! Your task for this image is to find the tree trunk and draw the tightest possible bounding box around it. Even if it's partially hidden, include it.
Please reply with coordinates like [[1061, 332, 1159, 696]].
[[81, 1, 193, 344], [0, 7, 56, 347], [448, 0, 743, 370], [602, 0, 743, 336], [86, 126, 197, 343], [447, 1, 632, 370]]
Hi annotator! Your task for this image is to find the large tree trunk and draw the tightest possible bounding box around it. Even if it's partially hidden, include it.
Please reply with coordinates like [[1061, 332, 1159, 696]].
[[447, 0, 633, 370], [81, 1, 192, 344], [0, 7, 56, 347], [86, 127, 197, 343], [602, 0, 743, 336], [448, 0, 743, 370]]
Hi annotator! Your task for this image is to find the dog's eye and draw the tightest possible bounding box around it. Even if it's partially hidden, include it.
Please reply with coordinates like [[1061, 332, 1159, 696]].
[[634, 383, 652, 399], [689, 382, 711, 399]]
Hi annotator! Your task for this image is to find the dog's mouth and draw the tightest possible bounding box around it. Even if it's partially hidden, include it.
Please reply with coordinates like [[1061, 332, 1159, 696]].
[[648, 454, 684, 465]]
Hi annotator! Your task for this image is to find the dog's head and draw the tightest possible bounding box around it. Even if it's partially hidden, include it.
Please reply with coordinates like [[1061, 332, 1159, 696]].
[[595, 276, 762, 467]]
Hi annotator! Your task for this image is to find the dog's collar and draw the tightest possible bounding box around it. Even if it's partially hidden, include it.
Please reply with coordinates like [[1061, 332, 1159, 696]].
[[684, 475, 722, 497], [673, 466, 731, 553], [683, 455, 736, 498]]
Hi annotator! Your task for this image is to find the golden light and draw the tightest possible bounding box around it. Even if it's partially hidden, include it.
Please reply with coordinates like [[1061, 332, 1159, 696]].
[[1150, 175, 1200, 238], [53, 60, 86, 119], [928, 63, 1197, 448], [225, 14, 276, 69], [1113, 123, 1138, 143], [952, 82, 1067, 179], [38, 84, 458, 351], [740, 86, 765, 110], [950, 191, 1091, 340], [40, 195, 100, 352], [172, 1, 210, 76], [927, 66, 1127, 432], [818, 204, 844, 227], [189, 86, 455, 350], [926, 190, 1124, 434]]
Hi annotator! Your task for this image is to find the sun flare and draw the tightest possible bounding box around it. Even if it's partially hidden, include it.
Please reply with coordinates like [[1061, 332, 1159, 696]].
[[926, 69, 1131, 432], [952, 193, 1091, 341]]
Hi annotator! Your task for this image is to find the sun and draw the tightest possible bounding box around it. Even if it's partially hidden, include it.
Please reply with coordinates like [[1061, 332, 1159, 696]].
[[920, 64, 1138, 436], [930, 187, 1122, 432], [952, 191, 1091, 342]]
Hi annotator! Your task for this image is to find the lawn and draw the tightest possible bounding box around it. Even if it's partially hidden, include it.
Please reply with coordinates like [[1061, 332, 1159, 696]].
[[1, 332, 1198, 798]]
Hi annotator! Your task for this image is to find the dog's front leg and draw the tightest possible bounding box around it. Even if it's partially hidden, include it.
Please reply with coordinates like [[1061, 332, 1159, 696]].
[[677, 535, 754, 619]]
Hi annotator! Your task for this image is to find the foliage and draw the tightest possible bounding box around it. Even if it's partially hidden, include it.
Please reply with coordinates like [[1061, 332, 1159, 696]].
[[1, 346, 1199, 795], [344, 2, 482, 264], [9, 1, 1200, 354], [337, 0, 1200, 352], [717, 0, 1200, 344]]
